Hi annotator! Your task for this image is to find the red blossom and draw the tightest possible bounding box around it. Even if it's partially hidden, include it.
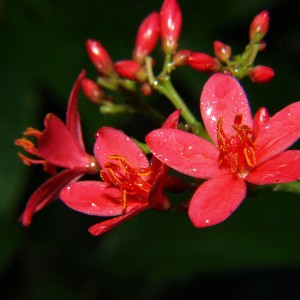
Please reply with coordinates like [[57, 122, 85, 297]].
[[160, 0, 182, 54], [133, 12, 160, 64], [249, 65, 275, 83], [81, 78, 105, 104], [146, 73, 300, 228], [86, 39, 113, 75], [173, 49, 192, 67], [15, 70, 99, 225], [187, 52, 221, 73], [114, 60, 145, 81], [249, 10, 270, 41], [213, 40, 231, 63], [59, 110, 181, 236]]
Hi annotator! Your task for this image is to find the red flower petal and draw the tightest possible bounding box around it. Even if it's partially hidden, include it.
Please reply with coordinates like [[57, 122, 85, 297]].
[[255, 101, 300, 165], [88, 204, 149, 236], [60, 181, 122, 217], [94, 127, 149, 169], [188, 174, 246, 228], [200, 73, 252, 144], [148, 110, 181, 210], [150, 110, 181, 173], [66, 70, 86, 153], [38, 114, 90, 168], [252, 107, 270, 140], [20, 168, 85, 226], [246, 150, 300, 185], [60, 181, 147, 217], [146, 129, 220, 179], [162, 109, 181, 129], [148, 162, 171, 211]]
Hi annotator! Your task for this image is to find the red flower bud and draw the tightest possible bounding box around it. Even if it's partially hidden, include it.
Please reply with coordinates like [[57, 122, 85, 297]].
[[187, 52, 221, 73], [133, 12, 160, 64], [258, 41, 267, 52], [114, 60, 144, 81], [86, 39, 113, 75], [173, 49, 192, 66], [140, 82, 153, 96], [249, 65, 275, 83], [160, 0, 182, 54], [81, 78, 105, 104], [213, 40, 231, 63], [249, 10, 270, 41]]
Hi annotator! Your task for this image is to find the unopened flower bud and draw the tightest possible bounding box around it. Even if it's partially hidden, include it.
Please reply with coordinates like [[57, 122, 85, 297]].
[[81, 78, 105, 104], [114, 60, 145, 81], [187, 52, 221, 73], [258, 41, 267, 51], [140, 82, 153, 96], [213, 40, 231, 63], [173, 49, 192, 66], [249, 65, 275, 83], [249, 10, 270, 41], [86, 39, 113, 75], [133, 12, 160, 64], [160, 0, 182, 54]]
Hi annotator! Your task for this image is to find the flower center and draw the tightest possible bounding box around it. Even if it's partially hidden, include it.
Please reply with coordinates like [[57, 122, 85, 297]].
[[217, 114, 256, 177], [100, 155, 152, 212]]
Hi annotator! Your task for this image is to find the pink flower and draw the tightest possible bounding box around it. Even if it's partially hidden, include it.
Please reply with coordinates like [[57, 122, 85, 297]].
[[146, 73, 300, 228], [15, 70, 99, 225], [59, 110, 181, 236]]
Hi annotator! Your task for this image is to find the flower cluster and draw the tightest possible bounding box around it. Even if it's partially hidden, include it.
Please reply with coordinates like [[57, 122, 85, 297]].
[[16, 0, 299, 236]]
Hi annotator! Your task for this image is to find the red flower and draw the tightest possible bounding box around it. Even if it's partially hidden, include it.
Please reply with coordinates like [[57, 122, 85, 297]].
[[187, 52, 221, 73], [15, 70, 99, 225], [249, 10, 270, 41], [146, 73, 300, 228], [213, 40, 231, 63], [160, 0, 182, 54], [114, 60, 144, 81], [59, 110, 181, 236], [133, 12, 160, 64], [86, 39, 113, 75], [249, 65, 275, 83], [81, 78, 105, 104]]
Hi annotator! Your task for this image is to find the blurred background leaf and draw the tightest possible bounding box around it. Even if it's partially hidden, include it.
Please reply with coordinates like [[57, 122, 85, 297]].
[[0, 0, 299, 299]]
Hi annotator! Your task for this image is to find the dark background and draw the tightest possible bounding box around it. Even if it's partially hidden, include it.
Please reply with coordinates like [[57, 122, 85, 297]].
[[1, 0, 300, 299]]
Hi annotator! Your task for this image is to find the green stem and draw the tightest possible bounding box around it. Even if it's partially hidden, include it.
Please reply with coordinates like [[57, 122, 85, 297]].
[[146, 57, 208, 138], [157, 78, 205, 136], [118, 85, 166, 125], [242, 41, 261, 68], [270, 181, 300, 195]]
